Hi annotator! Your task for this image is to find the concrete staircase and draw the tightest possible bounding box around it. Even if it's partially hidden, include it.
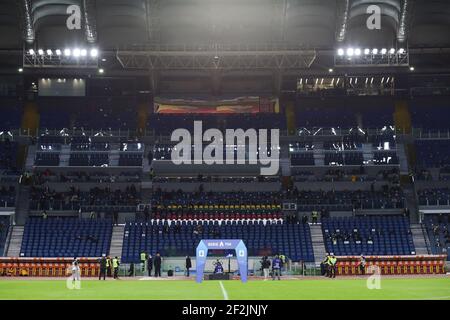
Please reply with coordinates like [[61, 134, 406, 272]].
[[309, 224, 327, 264], [6, 226, 24, 257], [410, 224, 430, 255], [14, 186, 31, 226], [109, 225, 125, 258]]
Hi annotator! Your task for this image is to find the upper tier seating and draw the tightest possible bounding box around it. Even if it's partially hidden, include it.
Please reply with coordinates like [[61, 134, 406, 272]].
[[291, 188, 404, 211], [122, 220, 314, 263], [322, 215, 415, 256], [20, 217, 113, 257], [423, 214, 450, 260], [0, 140, 18, 170], [29, 186, 140, 212], [416, 140, 450, 168], [418, 188, 450, 206], [0, 186, 16, 208]]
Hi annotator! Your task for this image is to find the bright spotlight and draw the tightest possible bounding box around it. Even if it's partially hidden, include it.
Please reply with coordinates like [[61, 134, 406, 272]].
[[389, 48, 396, 54], [398, 48, 405, 54], [80, 49, 87, 57], [328, 68, 333, 73], [364, 48, 370, 55], [28, 49, 35, 55], [381, 48, 387, 55], [372, 48, 378, 54], [90, 48, 98, 57], [98, 68, 104, 74], [73, 48, 81, 57], [410, 66, 415, 71], [18, 68, 23, 73], [46, 49, 53, 56], [337, 48, 344, 56], [55, 49, 62, 56], [38, 49, 44, 55], [354, 48, 361, 56], [64, 49, 71, 56], [346, 48, 354, 56]]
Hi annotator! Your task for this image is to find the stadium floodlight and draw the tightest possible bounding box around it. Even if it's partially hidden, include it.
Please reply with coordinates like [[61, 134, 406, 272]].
[[346, 48, 354, 57], [46, 49, 52, 56], [73, 48, 81, 57], [28, 49, 35, 55], [381, 48, 387, 55], [18, 68, 23, 72], [55, 49, 62, 56], [389, 48, 396, 54], [90, 48, 98, 57], [364, 48, 370, 55], [354, 48, 361, 56], [64, 49, 71, 56], [398, 48, 405, 54], [38, 49, 44, 55], [80, 49, 87, 57], [98, 68, 104, 74], [372, 48, 378, 54], [328, 68, 333, 73], [410, 66, 415, 71], [337, 48, 344, 56]]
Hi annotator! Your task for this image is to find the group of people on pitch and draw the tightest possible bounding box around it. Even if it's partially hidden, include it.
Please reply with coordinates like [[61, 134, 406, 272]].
[[98, 254, 121, 280], [260, 254, 287, 280], [321, 253, 338, 278]]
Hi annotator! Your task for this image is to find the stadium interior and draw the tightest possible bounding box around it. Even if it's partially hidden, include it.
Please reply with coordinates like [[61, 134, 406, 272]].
[[0, 0, 450, 284]]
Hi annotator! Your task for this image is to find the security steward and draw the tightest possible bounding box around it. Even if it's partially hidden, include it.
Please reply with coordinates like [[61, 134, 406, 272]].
[[321, 253, 330, 276], [106, 256, 112, 277], [140, 251, 147, 272], [328, 254, 337, 278], [112, 256, 120, 279], [99, 254, 107, 280]]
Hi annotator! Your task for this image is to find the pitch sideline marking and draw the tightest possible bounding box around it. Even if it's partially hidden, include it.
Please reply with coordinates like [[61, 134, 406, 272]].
[[219, 281, 229, 300]]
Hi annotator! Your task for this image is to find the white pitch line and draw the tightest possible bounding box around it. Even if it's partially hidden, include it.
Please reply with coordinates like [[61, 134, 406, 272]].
[[219, 281, 229, 300]]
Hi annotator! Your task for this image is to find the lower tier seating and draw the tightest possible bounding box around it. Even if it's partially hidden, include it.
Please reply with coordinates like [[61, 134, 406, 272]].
[[20, 218, 113, 257], [322, 215, 415, 256], [122, 220, 314, 263]]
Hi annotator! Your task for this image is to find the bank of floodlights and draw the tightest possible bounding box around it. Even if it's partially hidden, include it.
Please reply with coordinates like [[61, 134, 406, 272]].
[[335, 46, 409, 67], [24, 47, 100, 68]]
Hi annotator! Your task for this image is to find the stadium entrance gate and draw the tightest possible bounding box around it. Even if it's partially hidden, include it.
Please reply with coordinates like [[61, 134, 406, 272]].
[[196, 239, 248, 283]]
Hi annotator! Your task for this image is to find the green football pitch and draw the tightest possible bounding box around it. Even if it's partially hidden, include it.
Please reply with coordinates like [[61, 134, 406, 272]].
[[0, 277, 449, 300]]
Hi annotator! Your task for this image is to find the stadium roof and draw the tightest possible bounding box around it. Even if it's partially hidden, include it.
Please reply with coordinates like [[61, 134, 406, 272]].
[[1, 0, 450, 75], [1, 0, 449, 49]]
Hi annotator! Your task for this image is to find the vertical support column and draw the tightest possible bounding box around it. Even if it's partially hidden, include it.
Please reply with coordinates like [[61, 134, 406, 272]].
[[394, 100, 412, 134], [19, 100, 40, 168], [394, 99, 416, 170], [137, 101, 149, 137], [284, 100, 296, 136]]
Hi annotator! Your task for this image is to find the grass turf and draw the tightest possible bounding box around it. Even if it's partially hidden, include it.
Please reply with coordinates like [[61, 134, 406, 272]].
[[0, 277, 449, 300]]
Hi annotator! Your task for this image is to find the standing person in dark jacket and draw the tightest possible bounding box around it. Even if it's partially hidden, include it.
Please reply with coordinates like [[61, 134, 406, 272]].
[[99, 254, 107, 280], [147, 254, 153, 277], [154, 252, 162, 277], [185, 256, 192, 277]]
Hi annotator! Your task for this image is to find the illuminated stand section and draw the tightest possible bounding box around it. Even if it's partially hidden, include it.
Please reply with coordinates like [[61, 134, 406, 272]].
[[196, 239, 248, 283]]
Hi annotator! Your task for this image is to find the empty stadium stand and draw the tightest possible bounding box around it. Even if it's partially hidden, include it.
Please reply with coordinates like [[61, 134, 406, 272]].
[[322, 216, 415, 256], [20, 218, 113, 257]]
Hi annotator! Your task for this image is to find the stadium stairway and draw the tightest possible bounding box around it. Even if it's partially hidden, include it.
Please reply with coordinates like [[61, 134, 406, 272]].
[[309, 224, 326, 264], [14, 186, 31, 226], [410, 224, 430, 255], [6, 226, 24, 257], [109, 225, 125, 258]]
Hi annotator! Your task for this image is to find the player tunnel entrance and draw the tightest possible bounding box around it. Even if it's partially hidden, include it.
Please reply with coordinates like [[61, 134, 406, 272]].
[[196, 239, 248, 283]]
